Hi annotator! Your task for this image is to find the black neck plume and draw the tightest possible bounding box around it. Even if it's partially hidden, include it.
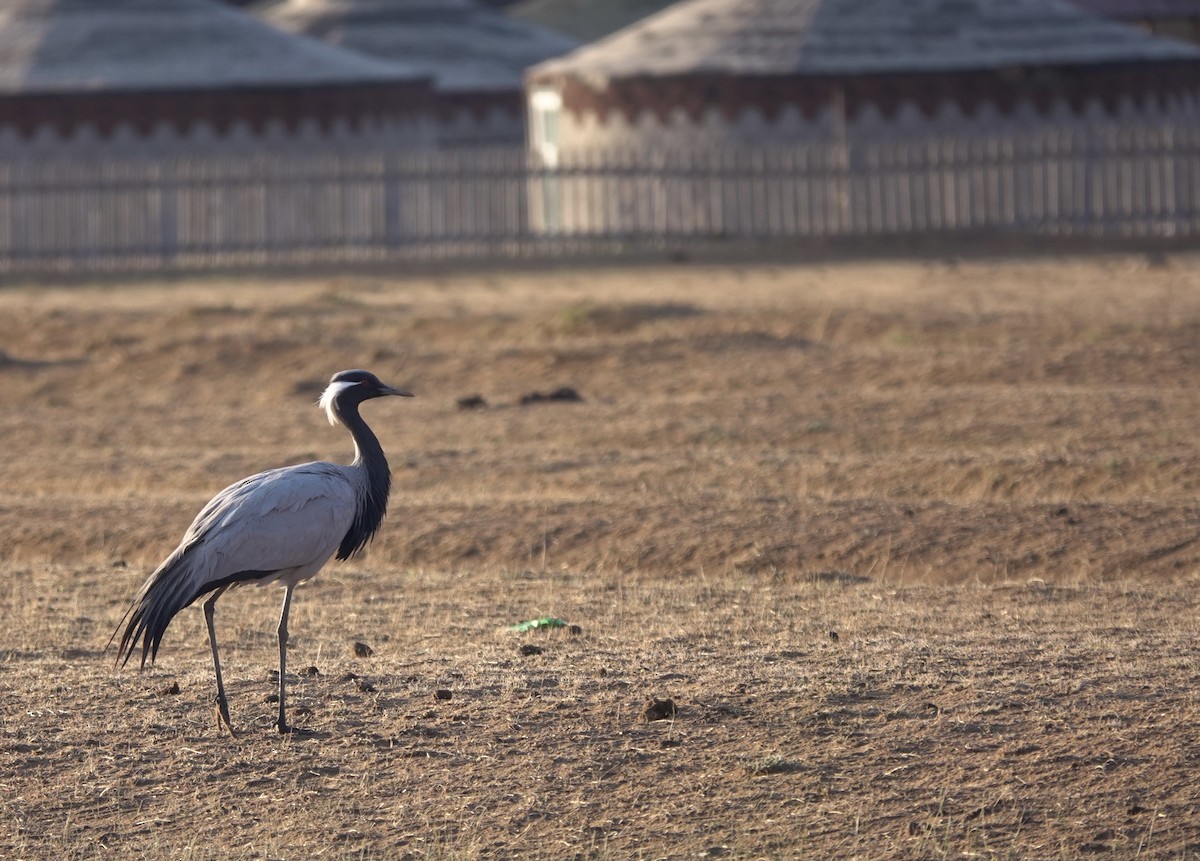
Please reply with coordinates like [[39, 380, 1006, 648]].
[[333, 397, 392, 561]]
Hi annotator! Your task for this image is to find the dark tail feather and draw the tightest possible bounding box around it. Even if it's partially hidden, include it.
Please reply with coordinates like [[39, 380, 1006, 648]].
[[110, 561, 278, 669], [111, 554, 199, 669]]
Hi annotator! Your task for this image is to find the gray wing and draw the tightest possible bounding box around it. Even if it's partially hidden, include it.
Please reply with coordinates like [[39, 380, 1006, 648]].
[[115, 461, 357, 667], [178, 462, 358, 577]]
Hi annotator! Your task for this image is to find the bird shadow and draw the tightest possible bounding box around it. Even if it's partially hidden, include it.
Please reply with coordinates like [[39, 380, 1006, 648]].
[[248, 717, 331, 741], [284, 727, 330, 741]]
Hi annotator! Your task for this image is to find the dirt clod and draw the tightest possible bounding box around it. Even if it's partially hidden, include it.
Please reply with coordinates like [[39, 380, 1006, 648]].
[[352, 641, 374, 658], [643, 698, 678, 721], [433, 689, 453, 701], [520, 644, 544, 656], [157, 681, 179, 696], [519, 386, 583, 405]]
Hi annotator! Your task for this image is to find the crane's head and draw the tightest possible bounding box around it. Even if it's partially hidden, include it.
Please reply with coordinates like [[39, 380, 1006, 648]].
[[319, 369, 414, 426]]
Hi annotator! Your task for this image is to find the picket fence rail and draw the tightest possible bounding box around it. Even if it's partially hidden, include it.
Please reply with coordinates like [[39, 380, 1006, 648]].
[[0, 123, 1198, 271]]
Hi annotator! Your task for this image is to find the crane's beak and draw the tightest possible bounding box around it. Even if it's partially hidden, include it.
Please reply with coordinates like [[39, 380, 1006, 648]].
[[382, 385, 415, 398]]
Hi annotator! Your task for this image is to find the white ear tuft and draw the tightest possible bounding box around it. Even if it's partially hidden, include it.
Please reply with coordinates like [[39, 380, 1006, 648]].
[[317, 380, 358, 426]]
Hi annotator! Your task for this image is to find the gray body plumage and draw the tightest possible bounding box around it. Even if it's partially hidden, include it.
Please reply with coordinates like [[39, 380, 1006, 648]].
[[113, 369, 412, 733], [118, 462, 359, 667]]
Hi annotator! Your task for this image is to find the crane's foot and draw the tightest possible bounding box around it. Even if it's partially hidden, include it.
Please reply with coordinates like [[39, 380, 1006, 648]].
[[214, 696, 237, 739], [274, 718, 293, 735]]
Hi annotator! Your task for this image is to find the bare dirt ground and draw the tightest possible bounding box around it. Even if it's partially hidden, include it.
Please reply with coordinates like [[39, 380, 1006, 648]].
[[2, 254, 1200, 859]]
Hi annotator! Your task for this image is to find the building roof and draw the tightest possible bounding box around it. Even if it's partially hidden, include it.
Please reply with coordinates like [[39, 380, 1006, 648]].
[[508, 0, 674, 42], [263, 0, 579, 92], [1065, 0, 1200, 18], [0, 0, 427, 95], [530, 0, 1200, 84]]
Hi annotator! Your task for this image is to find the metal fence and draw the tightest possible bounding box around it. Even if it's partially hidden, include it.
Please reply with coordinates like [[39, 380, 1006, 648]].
[[1, 123, 1199, 272]]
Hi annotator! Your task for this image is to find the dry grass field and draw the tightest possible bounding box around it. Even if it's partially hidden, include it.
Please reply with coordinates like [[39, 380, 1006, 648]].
[[2, 253, 1200, 860]]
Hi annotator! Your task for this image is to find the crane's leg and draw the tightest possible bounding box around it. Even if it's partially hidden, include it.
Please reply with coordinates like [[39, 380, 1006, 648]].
[[203, 586, 236, 738], [275, 584, 295, 734]]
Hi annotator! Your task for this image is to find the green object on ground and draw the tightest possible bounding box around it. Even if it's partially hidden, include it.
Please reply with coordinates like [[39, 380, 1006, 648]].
[[509, 617, 567, 632]]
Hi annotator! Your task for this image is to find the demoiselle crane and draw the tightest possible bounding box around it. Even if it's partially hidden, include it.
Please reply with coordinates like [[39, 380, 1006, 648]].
[[113, 369, 412, 734]]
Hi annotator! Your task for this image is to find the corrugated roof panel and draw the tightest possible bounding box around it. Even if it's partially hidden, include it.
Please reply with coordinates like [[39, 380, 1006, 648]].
[[1066, 0, 1200, 18], [264, 0, 579, 92], [531, 0, 1200, 82], [0, 0, 426, 94]]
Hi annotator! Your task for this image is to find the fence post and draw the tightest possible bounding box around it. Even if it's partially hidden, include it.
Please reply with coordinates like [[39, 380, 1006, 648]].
[[832, 87, 850, 233], [159, 159, 178, 265], [384, 151, 404, 247]]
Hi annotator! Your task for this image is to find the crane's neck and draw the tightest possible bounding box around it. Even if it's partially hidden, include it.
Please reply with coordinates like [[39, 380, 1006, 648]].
[[335, 401, 392, 561]]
